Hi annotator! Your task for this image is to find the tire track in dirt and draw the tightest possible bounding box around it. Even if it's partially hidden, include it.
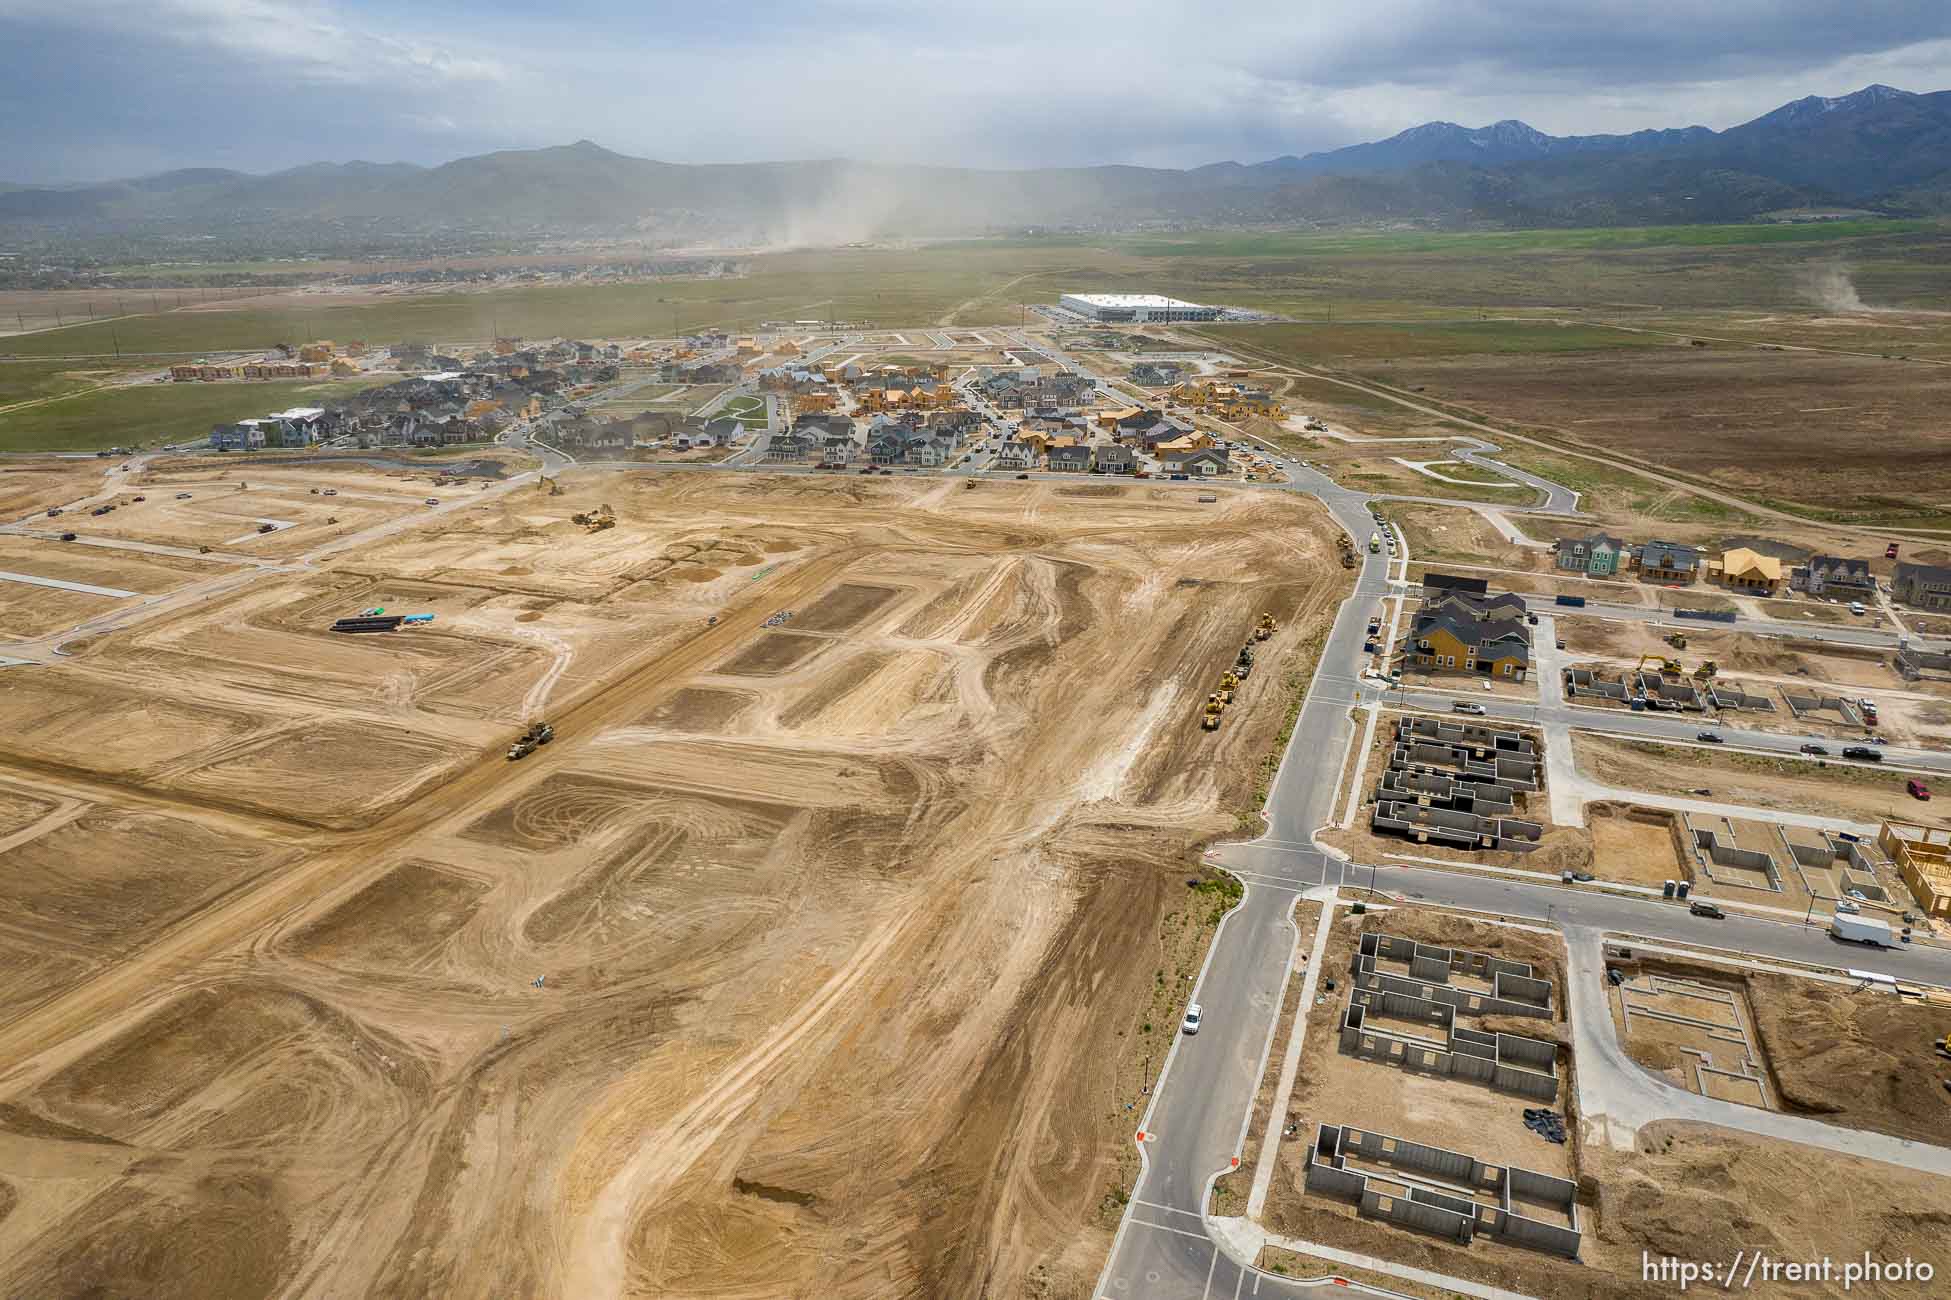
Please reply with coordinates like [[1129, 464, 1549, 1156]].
[[0, 549, 863, 1092]]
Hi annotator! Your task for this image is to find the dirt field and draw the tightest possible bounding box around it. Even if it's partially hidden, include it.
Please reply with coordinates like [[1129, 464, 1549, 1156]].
[[1585, 801, 1687, 887], [1374, 348, 1951, 520], [1574, 734, 1928, 826], [0, 463, 1349, 1299]]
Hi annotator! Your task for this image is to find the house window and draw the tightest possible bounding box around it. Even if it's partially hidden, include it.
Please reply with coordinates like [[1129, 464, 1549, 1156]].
[[1503, 663, 1514, 677]]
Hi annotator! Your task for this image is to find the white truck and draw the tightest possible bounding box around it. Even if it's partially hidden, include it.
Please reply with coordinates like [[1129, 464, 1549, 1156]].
[[1829, 913, 1896, 948]]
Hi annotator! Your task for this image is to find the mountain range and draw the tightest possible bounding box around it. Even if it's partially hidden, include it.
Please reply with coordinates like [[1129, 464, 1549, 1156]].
[[4, 85, 1947, 243]]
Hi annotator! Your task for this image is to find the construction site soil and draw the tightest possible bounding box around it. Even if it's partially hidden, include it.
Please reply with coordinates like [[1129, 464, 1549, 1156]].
[[0, 463, 1349, 1299], [1260, 908, 1951, 1298]]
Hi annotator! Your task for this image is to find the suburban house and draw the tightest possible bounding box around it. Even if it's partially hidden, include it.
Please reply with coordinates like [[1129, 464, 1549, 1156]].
[[1636, 540, 1701, 583], [995, 440, 1036, 469], [1554, 533, 1629, 577], [1129, 361, 1184, 386], [1048, 442, 1094, 472], [1407, 588, 1532, 681], [1163, 446, 1230, 476], [765, 428, 818, 462], [1893, 562, 1951, 610], [1717, 547, 1784, 594], [1794, 555, 1876, 598], [208, 421, 267, 451], [1094, 444, 1136, 475]]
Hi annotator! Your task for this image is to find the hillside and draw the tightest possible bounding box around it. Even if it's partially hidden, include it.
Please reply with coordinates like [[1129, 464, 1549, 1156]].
[[3, 86, 1947, 242]]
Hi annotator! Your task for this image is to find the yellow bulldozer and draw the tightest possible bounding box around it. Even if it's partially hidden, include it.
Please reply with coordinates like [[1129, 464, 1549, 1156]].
[[571, 503, 616, 533], [1692, 660, 1719, 681], [1201, 693, 1225, 731], [1255, 613, 1277, 641], [1665, 630, 1688, 650], [1216, 671, 1240, 703]]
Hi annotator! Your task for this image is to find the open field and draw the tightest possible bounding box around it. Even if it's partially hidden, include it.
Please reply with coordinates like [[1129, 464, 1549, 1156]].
[[1573, 735, 1928, 825], [1351, 349, 1951, 526], [0, 377, 386, 452], [1298, 441, 1535, 504], [0, 463, 1349, 1299]]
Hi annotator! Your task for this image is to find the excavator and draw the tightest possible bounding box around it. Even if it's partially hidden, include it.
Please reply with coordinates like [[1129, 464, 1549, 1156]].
[[539, 475, 563, 496], [1635, 653, 1685, 677], [1201, 693, 1225, 731], [1255, 612, 1277, 641]]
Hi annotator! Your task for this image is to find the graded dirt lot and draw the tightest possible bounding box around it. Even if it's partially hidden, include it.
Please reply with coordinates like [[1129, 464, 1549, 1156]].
[[0, 464, 1348, 1299], [1573, 734, 1925, 826]]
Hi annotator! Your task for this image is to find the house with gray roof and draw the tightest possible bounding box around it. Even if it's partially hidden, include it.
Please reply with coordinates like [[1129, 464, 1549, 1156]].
[[1795, 555, 1875, 598], [1554, 532, 1629, 577], [1635, 540, 1701, 583]]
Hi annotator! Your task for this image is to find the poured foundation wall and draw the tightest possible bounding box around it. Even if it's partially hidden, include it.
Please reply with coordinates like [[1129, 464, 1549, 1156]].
[[1305, 1123, 1582, 1258]]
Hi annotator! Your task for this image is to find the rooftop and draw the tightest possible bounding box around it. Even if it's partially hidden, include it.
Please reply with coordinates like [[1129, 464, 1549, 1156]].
[[1062, 293, 1210, 309]]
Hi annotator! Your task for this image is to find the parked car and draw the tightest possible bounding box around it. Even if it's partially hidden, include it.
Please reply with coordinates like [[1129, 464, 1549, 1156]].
[[1452, 702, 1487, 715], [1849, 602, 1866, 615], [1843, 746, 1884, 761], [1181, 1003, 1203, 1035], [1696, 731, 1724, 743], [175, 492, 193, 500], [45, 507, 60, 516], [1799, 743, 1830, 756], [1835, 899, 1861, 914], [59, 531, 76, 541], [1015, 472, 1029, 480], [424, 497, 440, 505], [1908, 778, 1932, 801], [1688, 900, 1726, 920]]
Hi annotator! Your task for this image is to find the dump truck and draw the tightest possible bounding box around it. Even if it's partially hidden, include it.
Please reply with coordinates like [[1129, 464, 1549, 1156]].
[[506, 720, 554, 761], [1255, 613, 1277, 641], [1829, 913, 1896, 948]]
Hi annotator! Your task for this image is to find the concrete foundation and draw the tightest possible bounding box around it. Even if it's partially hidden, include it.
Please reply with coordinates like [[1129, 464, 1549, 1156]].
[[1305, 1122, 1582, 1258]]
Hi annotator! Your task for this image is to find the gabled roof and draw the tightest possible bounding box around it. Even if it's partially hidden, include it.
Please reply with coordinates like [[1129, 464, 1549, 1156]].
[[1721, 548, 1782, 581], [1806, 554, 1872, 578]]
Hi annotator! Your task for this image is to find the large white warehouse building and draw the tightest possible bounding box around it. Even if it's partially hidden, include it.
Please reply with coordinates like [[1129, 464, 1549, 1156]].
[[1059, 293, 1219, 323]]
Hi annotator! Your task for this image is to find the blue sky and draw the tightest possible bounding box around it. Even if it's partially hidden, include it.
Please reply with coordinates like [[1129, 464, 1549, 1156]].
[[2, 0, 1948, 181]]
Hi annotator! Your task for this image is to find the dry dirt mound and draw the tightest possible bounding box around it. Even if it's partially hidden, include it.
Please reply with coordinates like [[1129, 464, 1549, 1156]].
[[1747, 972, 1951, 1142]]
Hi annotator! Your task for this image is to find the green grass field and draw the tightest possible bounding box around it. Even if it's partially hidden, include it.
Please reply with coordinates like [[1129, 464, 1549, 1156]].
[[0, 378, 385, 452], [0, 361, 141, 407], [1488, 447, 1757, 525]]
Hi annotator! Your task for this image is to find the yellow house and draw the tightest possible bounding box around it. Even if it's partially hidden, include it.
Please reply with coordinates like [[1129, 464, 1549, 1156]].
[[1719, 548, 1783, 593], [1098, 405, 1142, 430], [298, 341, 334, 363], [329, 357, 359, 376]]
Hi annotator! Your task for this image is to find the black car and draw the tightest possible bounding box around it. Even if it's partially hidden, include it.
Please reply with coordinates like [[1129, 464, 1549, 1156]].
[[1842, 746, 1883, 761], [1799, 743, 1830, 756], [59, 531, 77, 541], [1689, 900, 1726, 919], [1696, 731, 1724, 743]]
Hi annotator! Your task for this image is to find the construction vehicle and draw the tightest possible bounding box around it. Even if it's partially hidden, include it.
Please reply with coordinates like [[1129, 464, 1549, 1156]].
[[1216, 671, 1240, 703], [1201, 694, 1225, 731], [540, 476, 562, 496], [571, 504, 616, 533], [506, 720, 554, 761], [1255, 613, 1277, 641], [1636, 653, 1685, 677], [1665, 631, 1688, 650], [1692, 660, 1719, 681]]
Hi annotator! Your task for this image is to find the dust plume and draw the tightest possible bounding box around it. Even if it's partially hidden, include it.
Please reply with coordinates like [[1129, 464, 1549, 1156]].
[[1796, 259, 1872, 313]]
